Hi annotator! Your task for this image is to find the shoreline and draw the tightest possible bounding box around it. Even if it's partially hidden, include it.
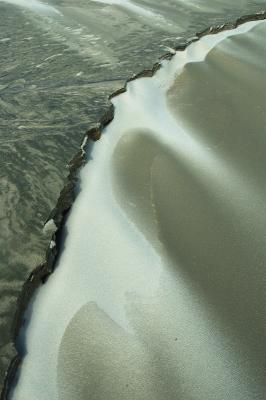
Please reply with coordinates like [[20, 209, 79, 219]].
[[1, 9, 266, 400]]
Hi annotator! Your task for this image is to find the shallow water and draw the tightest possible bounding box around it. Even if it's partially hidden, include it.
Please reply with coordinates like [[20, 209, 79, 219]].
[[9, 20, 266, 400]]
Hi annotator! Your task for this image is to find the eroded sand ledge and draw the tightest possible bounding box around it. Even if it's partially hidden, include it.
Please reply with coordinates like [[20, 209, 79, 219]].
[[2, 10, 266, 400]]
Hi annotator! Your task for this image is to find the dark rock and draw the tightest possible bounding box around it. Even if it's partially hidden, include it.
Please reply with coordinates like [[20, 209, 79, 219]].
[[87, 126, 102, 141], [127, 68, 154, 82], [100, 104, 115, 129], [109, 86, 127, 100], [0, 355, 21, 400], [68, 150, 84, 174]]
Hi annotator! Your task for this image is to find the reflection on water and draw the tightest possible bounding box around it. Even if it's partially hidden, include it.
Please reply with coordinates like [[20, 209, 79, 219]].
[[10, 20, 266, 400], [91, 0, 166, 20], [0, 0, 61, 14]]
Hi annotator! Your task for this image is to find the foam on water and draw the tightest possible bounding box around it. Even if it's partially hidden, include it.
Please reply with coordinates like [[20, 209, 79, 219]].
[[11, 19, 266, 400], [91, 0, 165, 20], [0, 0, 62, 15]]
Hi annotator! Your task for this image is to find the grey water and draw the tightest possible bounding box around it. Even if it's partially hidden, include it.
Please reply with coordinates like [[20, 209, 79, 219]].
[[0, 0, 266, 395]]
